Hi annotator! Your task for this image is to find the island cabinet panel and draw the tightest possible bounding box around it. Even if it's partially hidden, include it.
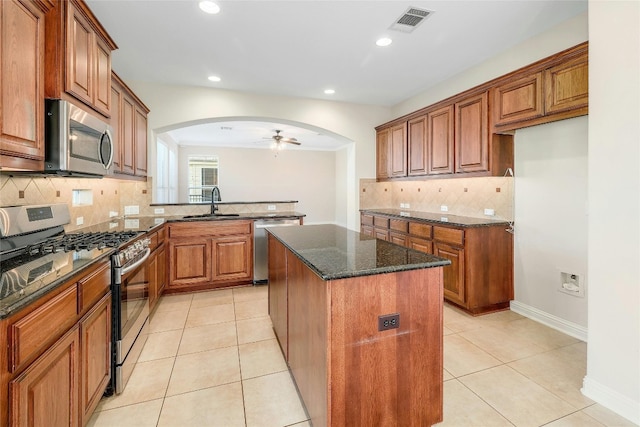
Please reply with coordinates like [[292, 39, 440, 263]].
[[427, 105, 455, 175], [9, 326, 80, 427], [286, 253, 328, 427], [330, 268, 443, 426], [0, 0, 51, 171], [455, 92, 489, 173], [267, 234, 289, 358], [269, 232, 444, 426]]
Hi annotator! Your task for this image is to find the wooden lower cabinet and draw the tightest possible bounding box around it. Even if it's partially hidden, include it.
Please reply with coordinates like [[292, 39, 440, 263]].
[[80, 294, 111, 426], [269, 236, 443, 426], [361, 212, 513, 315], [434, 242, 465, 305], [10, 326, 80, 427], [167, 220, 253, 292], [1, 259, 112, 427], [148, 227, 167, 312]]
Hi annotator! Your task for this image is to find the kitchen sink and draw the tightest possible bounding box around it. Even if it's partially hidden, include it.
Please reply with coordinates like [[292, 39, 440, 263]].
[[182, 213, 241, 219]]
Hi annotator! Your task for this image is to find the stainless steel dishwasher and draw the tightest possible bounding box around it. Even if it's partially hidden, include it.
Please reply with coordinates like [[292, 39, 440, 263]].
[[254, 217, 301, 283]]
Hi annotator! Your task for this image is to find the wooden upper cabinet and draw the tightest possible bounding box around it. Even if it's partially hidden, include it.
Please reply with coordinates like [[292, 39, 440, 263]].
[[455, 92, 489, 173], [111, 72, 149, 178], [427, 105, 454, 175], [0, 0, 52, 171], [408, 116, 427, 176], [134, 108, 148, 176], [66, 2, 93, 106], [389, 123, 407, 177], [544, 52, 588, 114], [376, 128, 390, 179], [491, 72, 544, 127], [45, 0, 117, 117]]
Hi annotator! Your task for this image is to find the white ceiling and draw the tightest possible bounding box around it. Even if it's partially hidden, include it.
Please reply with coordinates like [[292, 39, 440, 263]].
[[86, 0, 587, 150]]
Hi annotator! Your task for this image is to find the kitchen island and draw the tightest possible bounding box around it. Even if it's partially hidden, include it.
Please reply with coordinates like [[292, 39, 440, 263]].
[[267, 224, 450, 427]]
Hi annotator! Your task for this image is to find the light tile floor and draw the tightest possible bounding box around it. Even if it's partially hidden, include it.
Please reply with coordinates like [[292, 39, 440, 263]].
[[89, 286, 636, 427]]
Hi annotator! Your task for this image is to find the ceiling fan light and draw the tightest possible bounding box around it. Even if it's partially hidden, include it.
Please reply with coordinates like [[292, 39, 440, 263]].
[[199, 1, 220, 14]]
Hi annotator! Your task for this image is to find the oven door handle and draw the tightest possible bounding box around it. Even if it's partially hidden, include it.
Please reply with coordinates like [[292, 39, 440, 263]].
[[120, 248, 151, 276]]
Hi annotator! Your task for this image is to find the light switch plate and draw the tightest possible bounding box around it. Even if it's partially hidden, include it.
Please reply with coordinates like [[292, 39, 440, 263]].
[[267, 205, 276, 211], [109, 211, 119, 217], [484, 208, 495, 216], [440, 205, 448, 212], [154, 208, 165, 215], [76, 216, 84, 225]]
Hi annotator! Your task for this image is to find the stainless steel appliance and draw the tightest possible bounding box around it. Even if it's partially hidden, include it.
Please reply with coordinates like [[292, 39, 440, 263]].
[[44, 99, 114, 177], [110, 234, 151, 395], [253, 217, 301, 283], [0, 203, 150, 396]]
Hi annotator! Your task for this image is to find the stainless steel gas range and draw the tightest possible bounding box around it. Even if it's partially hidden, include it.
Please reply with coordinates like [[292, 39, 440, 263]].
[[0, 203, 151, 396]]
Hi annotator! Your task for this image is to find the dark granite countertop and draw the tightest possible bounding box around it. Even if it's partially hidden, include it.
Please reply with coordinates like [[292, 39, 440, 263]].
[[150, 200, 299, 206], [0, 248, 113, 319], [267, 224, 450, 281], [361, 209, 511, 227]]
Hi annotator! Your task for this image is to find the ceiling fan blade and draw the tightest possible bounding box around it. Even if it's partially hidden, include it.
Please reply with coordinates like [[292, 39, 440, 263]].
[[284, 140, 301, 145]]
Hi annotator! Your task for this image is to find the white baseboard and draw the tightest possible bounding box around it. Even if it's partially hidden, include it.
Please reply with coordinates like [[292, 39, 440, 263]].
[[509, 300, 588, 342], [582, 376, 640, 425]]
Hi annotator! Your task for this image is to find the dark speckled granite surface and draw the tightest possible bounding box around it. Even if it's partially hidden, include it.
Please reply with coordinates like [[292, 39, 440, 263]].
[[267, 224, 450, 281], [361, 209, 511, 227]]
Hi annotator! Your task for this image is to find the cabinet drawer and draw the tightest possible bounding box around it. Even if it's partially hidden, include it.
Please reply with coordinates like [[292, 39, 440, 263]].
[[389, 219, 408, 233], [389, 231, 408, 247], [169, 220, 252, 238], [9, 285, 78, 372], [78, 260, 111, 313], [361, 214, 374, 226], [433, 226, 464, 246], [373, 216, 389, 229], [409, 222, 432, 239]]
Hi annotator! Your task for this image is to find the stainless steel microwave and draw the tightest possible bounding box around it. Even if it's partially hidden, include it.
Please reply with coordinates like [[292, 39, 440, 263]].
[[44, 99, 114, 177]]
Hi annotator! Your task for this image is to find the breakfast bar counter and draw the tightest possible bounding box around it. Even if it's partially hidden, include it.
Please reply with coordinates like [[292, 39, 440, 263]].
[[267, 224, 450, 427]]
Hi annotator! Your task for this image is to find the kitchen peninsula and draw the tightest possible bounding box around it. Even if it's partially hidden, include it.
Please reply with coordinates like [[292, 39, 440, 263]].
[[267, 224, 450, 426]]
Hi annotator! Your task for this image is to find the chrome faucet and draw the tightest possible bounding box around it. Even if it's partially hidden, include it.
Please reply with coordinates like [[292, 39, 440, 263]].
[[211, 186, 221, 214]]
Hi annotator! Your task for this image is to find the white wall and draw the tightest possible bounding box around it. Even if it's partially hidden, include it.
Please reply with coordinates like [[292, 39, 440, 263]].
[[126, 82, 390, 230], [513, 117, 588, 333], [583, 1, 640, 423], [391, 12, 588, 118], [177, 145, 336, 224]]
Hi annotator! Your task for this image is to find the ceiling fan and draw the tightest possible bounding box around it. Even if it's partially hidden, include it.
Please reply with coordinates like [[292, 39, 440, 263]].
[[264, 130, 301, 146]]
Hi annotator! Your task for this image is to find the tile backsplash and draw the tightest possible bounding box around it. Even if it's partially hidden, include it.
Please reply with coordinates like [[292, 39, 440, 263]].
[[360, 176, 514, 221], [0, 175, 298, 231]]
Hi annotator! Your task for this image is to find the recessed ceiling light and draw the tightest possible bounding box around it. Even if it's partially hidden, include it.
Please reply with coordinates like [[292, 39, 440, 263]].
[[324, 89, 335, 95], [199, 1, 220, 14], [376, 37, 393, 47], [208, 75, 221, 82]]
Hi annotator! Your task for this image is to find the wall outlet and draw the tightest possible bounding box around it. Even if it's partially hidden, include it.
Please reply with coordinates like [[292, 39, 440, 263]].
[[400, 203, 406, 208], [440, 205, 448, 212], [484, 208, 495, 216], [109, 211, 119, 218], [267, 205, 276, 211], [404, 203, 410, 209], [124, 205, 139, 215], [378, 313, 400, 331], [154, 208, 165, 215], [76, 216, 84, 226], [559, 272, 585, 297]]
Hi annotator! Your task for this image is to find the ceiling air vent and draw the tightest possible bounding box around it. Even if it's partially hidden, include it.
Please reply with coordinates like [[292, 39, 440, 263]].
[[389, 7, 433, 33]]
